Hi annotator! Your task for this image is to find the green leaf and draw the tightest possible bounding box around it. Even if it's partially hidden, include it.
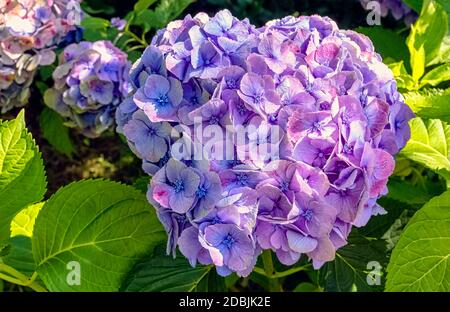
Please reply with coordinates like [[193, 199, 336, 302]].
[[400, 117, 450, 180], [10, 202, 44, 238], [410, 43, 425, 81], [194, 268, 227, 292], [404, 89, 450, 122], [421, 63, 450, 86], [358, 198, 409, 238], [80, 16, 111, 30], [293, 282, 322, 292], [133, 176, 151, 194], [318, 231, 387, 292], [39, 107, 75, 158], [429, 36, 450, 65], [388, 62, 416, 90], [1, 236, 35, 277], [386, 190, 450, 291], [407, 0, 448, 66], [121, 254, 213, 292], [0, 110, 47, 241], [134, 0, 158, 11], [32, 179, 166, 292], [403, 0, 423, 12], [386, 178, 436, 205], [356, 27, 409, 63], [137, 0, 193, 29]]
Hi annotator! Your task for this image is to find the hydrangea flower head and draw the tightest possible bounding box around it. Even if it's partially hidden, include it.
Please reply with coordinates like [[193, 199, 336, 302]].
[[118, 11, 413, 276], [0, 0, 83, 112], [45, 40, 131, 138]]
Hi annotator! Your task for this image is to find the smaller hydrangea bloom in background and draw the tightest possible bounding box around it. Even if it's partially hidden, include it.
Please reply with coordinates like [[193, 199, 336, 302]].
[[45, 40, 131, 138], [118, 10, 413, 277], [111, 17, 127, 31], [0, 0, 84, 112], [360, 0, 418, 25]]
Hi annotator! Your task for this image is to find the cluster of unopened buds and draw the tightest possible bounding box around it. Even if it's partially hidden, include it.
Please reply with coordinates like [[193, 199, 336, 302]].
[[44, 40, 131, 138], [117, 9, 413, 276], [0, 0, 83, 112], [360, 0, 418, 25]]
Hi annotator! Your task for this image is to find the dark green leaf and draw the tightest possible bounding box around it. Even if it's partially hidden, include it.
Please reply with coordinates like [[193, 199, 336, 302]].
[[121, 254, 213, 292], [39, 107, 75, 158], [134, 0, 158, 11], [358, 198, 409, 238], [1, 236, 35, 277], [318, 231, 387, 292], [356, 27, 409, 63], [293, 282, 322, 292]]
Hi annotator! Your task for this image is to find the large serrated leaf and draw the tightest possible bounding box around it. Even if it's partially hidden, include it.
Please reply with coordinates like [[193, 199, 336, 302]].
[[318, 232, 387, 292], [0, 111, 47, 241], [405, 89, 450, 122], [32, 179, 166, 292], [400, 117, 450, 180], [121, 254, 213, 292], [386, 190, 450, 291]]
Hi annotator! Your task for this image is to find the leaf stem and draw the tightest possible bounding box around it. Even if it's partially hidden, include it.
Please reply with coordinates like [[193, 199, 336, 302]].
[[261, 250, 282, 291], [253, 263, 311, 279], [0, 264, 47, 292]]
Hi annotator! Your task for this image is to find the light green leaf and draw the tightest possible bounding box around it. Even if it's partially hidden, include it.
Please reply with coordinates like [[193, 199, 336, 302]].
[[404, 89, 450, 122], [356, 27, 409, 63], [39, 107, 75, 158], [134, 0, 158, 11], [80, 16, 111, 30], [407, 0, 448, 66], [410, 44, 426, 81], [428, 36, 450, 65], [0, 111, 47, 241], [400, 117, 450, 180], [32, 179, 166, 292], [421, 63, 450, 86], [121, 254, 213, 292], [388, 61, 416, 90], [10, 202, 44, 238], [318, 231, 387, 292], [386, 190, 450, 291]]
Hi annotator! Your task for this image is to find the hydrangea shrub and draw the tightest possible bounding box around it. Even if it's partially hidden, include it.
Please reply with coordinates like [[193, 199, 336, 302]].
[[45, 40, 131, 138], [360, 0, 418, 25], [0, 0, 83, 112], [117, 10, 413, 277]]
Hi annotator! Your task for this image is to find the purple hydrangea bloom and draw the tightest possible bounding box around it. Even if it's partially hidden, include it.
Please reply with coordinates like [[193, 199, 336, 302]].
[[0, 0, 84, 112], [118, 11, 412, 277], [44, 41, 131, 137], [111, 17, 127, 31], [360, 0, 418, 25]]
